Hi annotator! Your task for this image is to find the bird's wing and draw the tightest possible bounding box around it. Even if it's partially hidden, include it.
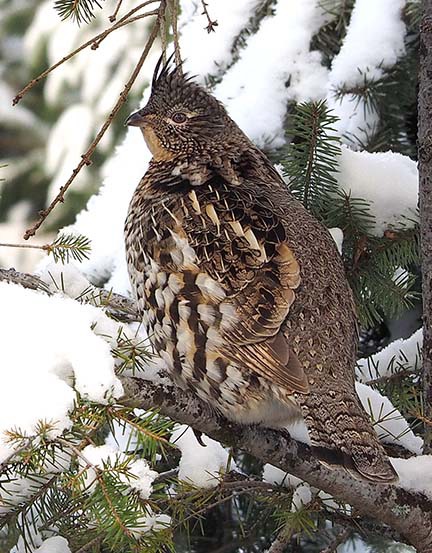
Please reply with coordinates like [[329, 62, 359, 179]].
[[182, 178, 309, 394]]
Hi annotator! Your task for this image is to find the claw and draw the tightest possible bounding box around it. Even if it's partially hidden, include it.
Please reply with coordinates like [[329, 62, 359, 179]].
[[193, 428, 207, 447]]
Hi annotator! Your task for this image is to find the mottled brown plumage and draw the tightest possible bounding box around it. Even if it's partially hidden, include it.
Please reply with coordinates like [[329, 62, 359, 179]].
[[124, 57, 397, 483]]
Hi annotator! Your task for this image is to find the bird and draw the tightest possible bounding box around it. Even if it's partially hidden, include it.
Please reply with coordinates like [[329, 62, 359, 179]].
[[124, 55, 397, 483]]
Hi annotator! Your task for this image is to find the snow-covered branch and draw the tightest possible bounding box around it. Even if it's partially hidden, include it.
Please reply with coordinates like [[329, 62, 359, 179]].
[[120, 375, 432, 552], [0, 267, 139, 323], [1, 266, 431, 550]]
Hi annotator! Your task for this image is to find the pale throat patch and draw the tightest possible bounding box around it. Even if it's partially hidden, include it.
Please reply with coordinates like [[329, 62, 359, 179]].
[[141, 126, 174, 161]]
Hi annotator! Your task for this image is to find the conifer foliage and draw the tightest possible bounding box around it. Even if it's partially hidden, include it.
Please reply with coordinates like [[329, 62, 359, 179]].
[[281, 101, 420, 328]]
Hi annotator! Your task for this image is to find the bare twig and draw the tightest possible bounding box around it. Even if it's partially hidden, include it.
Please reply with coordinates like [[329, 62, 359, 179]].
[[109, 0, 124, 22], [0, 241, 49, 251], [90, 10, 158, 49], [12, 1, 160, 105], [160, 0, 167, 62], [168, 0, 182, 66], [320, 528, 352, 553], [200, 0, 218, 33], [23, 11, 162, 240]]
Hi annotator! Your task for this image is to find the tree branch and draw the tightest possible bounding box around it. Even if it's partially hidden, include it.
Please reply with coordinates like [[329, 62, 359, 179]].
[[266, 529, 291, 553], [120, 376, 432, 552], [1, 266, 432, 550], [21, 7, 162, 240], [418, 0, 432, 454], [0, 267, 139, 323]]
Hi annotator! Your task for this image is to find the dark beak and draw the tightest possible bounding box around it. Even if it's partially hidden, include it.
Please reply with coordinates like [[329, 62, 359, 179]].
[[125, 110, 148, 127]]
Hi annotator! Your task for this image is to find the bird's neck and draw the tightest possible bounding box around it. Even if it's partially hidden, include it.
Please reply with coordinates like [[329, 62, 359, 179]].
[[146, 144, 285, 191]]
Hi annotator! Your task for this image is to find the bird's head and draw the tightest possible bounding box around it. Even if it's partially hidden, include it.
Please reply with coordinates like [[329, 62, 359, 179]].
[[126, 55, 241, 161]]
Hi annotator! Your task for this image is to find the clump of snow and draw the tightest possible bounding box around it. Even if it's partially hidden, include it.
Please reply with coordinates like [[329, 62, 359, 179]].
[[37, 261, 139, 351], [35, 537, 72, 553], [214, 0, 329, 147], [262, 465, 313, 511], [179, 0, 261, 78], [327, 0, 407, 145], [286, 420, 311, 446], [336, 146, 418, 235], [0, 282, 123, 463], [171, 426, 235, 488], [80, 444, 157, 499], [11, 532, 71, 553], [356, 383, 422, 454], [357, 329, 422, 383], [291, 483, 313, 511], [105, 416, 139, 453], [66, 128, 150, 288], [391, 456, 432, 500], [126, 512, 171, 538], [262, 464, 303, 489], [39, 261, 94, 299], [78, 444, 169, 536], [328, 227, 343, 254], [329, 0, 406, 89]]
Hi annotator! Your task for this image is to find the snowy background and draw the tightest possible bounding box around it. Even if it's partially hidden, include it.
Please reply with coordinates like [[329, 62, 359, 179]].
[[0, 1, 427, 552]]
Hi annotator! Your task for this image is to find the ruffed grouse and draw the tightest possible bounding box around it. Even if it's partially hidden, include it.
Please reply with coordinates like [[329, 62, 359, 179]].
[[125, 57, 397, 483]]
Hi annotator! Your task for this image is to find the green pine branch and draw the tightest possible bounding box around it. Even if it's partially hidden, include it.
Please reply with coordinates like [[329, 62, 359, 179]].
[[47, 233, 91, 263], [112, 331, 154, 375], [54, 0, 104, 24], [279, 101, 420, 328], [348, 228, 420, 327], [332, 51, 418, 157], [281, 100, 341, 218]]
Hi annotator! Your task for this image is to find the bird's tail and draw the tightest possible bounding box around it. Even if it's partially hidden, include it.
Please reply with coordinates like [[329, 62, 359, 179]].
[[300, 391, 398, 483]]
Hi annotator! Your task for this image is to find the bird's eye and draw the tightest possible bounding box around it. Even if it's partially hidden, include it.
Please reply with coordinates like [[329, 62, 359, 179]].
[[171, 112, 187, 124]]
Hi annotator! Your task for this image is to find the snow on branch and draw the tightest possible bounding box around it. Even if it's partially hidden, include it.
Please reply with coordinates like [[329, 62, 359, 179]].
[[120, 375, 432, 551], [326, 0, 408, 146], [0, 266, 139, 322], [357, 329, 422, 384], [0, 267, 431, 550], [336, 146, 419, 236]]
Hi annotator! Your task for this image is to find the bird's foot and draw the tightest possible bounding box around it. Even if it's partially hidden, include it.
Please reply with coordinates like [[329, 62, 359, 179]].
[[193, 428, 207, 447]]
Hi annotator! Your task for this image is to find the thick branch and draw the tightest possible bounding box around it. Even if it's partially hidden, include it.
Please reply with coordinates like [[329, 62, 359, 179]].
[[120, 376, 432, 552], [1, 266, 432, 549], [418, 1, 432, 454]]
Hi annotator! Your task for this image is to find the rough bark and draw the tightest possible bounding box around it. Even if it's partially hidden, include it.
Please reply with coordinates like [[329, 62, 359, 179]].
[[121, 376, 432, 552], [419, 1, 432, 454]]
